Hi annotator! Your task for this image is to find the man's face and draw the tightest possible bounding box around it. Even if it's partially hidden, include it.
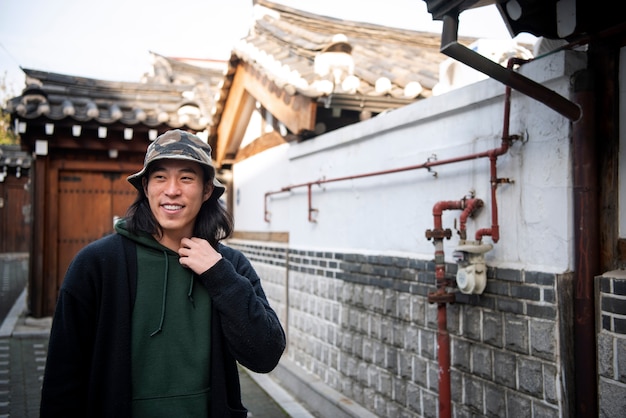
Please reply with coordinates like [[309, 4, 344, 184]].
[[144, 159, 213, 241]]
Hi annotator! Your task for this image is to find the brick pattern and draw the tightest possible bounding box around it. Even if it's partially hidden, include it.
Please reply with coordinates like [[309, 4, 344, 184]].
[[596, 274, 626, 417], [599, 275, 626, 335], [229, 240, 562, 417]]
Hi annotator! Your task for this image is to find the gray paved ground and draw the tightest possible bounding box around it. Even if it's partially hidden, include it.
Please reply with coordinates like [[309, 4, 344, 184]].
[[0, 335, 47, 418], [239, 365, 290, 417]]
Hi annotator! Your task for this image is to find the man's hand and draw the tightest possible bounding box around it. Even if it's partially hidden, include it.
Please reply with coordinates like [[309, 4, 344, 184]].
[[178, 237, 222, 274]]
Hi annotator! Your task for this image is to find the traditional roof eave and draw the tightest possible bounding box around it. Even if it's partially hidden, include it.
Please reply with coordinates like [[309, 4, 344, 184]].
[[0, 145, 32, 171], [8, 67, 217, 133]]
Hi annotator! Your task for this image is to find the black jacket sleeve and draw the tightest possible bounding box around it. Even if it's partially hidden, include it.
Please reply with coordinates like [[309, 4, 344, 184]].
[[198, 245, 286, 373]]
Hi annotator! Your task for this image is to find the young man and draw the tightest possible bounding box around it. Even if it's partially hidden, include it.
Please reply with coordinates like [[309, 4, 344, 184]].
[[40, 130, 286, 417]]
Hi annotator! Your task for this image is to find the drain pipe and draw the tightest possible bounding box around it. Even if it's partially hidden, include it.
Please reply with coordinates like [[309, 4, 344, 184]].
[[571, 69, 598, 417], [426, 197, 483, 418], [439, 13, 581, 122]]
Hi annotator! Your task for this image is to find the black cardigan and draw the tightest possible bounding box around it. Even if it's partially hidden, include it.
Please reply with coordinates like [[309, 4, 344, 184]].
[[40, 234, 286, 417]]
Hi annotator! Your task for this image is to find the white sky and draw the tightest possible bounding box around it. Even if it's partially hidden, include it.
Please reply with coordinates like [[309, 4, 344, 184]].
[[0, 0, 533, 95]]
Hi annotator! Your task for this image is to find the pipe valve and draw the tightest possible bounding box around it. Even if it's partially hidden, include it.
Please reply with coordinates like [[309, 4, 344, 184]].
[[452, 240, 493, 294]]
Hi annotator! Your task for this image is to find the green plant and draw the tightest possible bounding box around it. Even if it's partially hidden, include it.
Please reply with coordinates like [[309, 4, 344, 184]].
[[0, 70, 19, 145]]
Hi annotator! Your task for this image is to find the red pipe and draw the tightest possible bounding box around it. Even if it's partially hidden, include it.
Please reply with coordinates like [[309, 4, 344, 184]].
[[427, 197, 482, 418], [459, 197, 484, 240], [474, 59, 521, 243], [422, 64, 519, 417], [433, 200, 465, 227], [429, 200, 461, 418], [475, 152, 505, 242], [307, 184, 318, 222], [264, 137, 514, 223], [436, 302, 451, 418]]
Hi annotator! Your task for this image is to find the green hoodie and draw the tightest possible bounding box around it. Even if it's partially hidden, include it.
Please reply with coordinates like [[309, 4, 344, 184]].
[[116, 221, 211, 417]]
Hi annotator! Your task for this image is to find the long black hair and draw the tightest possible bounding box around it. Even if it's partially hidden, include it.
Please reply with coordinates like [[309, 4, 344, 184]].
[[124, 164, 233, 249]]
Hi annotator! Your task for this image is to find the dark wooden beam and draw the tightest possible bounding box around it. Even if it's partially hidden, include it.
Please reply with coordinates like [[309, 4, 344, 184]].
[[215, 63, 316, 167]]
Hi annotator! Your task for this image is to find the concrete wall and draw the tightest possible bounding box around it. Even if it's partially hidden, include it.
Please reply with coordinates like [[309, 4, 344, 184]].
[[229, 50, 586, 417]]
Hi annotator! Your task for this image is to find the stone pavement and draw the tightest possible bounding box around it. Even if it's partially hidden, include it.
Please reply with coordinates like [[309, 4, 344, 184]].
[[0, 334, 47, 418], [0, 289, 316, 418]]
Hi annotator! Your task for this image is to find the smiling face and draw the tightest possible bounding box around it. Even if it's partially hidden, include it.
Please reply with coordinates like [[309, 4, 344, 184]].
[[144, 159, 213, 249]]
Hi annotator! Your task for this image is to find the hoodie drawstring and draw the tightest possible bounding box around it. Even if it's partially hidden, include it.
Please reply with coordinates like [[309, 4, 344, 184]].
[[150, 251, 197, 337], [150, 250, 169, 337], [187, 272, 195, 308]]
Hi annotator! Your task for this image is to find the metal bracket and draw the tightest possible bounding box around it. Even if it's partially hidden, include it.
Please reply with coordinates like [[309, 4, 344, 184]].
[[440, 14, 581, 122]]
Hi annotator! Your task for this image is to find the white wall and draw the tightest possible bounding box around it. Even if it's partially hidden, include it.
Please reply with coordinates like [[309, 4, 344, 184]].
[[233, 50, 586, 274], [233, 143, 290, 231]]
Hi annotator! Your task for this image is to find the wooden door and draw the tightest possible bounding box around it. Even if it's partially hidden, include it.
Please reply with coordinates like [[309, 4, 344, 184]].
[[0, 176, 31, 253], [56, 170, 137, 282]]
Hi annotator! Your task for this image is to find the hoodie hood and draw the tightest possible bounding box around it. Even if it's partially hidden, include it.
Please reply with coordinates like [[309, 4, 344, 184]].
[[115, 218, 173, 254]]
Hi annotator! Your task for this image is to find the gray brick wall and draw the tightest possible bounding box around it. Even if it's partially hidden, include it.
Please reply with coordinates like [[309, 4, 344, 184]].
[[230, 240, 566, 417], [596, 273, 626, 418]]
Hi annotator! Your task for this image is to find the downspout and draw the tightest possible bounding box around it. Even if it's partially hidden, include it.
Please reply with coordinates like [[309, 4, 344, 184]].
[[439, 13, 581, 123], [571, 69, 598, 417]]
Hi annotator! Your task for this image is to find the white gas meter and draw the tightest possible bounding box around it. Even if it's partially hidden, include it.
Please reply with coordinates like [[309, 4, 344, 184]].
[[452, 241, 493, 294]]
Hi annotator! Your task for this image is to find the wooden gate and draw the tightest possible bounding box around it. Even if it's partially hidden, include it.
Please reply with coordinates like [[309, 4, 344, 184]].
[[0, 175, 31, 253], [56, 170, 137, 284]]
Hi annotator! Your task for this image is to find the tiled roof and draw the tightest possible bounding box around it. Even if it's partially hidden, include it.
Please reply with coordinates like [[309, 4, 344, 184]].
[[209, 0, 478, 139], [239, 1, 452, 98], [212, 1, 475, 109], [8, 53, 227, 132], [0, 145, 31, 170]]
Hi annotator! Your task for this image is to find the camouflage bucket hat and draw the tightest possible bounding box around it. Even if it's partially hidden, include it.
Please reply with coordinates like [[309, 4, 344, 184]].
[[127, 129, 225, 200]]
